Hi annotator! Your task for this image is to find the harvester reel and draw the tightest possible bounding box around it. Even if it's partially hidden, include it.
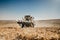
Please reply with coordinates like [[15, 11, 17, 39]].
[[17, 22, 34, 28]]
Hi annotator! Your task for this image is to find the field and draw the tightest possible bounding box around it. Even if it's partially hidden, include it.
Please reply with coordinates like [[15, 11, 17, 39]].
[[0, 19, 60, 40]]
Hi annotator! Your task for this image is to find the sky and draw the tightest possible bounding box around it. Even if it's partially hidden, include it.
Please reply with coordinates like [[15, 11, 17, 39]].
[[0, 0, 60, 20]]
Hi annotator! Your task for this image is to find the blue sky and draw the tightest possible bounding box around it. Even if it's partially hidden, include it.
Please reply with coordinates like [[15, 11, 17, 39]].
[[0, 0, 60, 20]]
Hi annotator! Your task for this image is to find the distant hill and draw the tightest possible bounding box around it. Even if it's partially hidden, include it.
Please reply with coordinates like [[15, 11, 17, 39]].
[[0, 20, 20, 28], [35, 19, 60, 27], [0, 19, 60, 27]]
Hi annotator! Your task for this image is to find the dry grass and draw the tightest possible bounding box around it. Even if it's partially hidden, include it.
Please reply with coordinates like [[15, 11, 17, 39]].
[[0, 20, 60, 40], [0, 27, 60, 40]]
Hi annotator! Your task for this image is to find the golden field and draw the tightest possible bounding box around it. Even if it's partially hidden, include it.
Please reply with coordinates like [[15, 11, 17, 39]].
[[0, 20, 60, 40]]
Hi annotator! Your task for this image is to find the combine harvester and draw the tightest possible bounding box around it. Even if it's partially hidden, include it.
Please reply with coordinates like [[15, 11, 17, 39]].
[[17, 15, 34, 28]]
